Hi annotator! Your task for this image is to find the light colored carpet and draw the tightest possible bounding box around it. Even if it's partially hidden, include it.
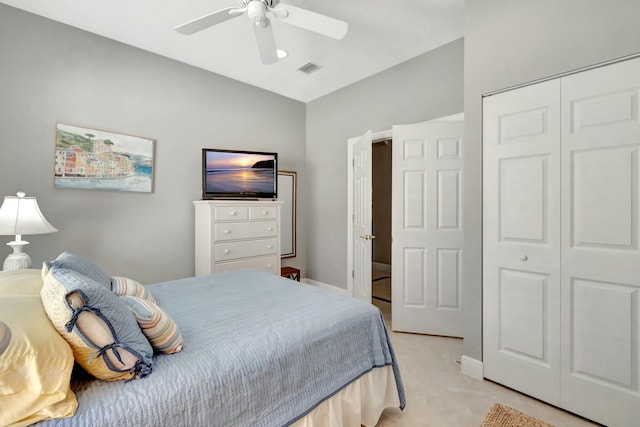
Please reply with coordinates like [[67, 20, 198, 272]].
[[481, 403, 555, 427]]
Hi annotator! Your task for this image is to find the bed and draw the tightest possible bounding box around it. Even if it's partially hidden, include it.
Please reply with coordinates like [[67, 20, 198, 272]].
[[0, 265, 405, 427]]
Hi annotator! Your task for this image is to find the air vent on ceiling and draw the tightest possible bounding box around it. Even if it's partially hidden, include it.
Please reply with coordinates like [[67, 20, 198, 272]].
[[297, 62, 321, 74]]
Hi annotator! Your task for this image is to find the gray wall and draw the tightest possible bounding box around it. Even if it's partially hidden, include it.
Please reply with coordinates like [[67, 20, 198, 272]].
[[463, 0, 640, 360], [0, 4, 306, 284], [305, 38, 464, 288]]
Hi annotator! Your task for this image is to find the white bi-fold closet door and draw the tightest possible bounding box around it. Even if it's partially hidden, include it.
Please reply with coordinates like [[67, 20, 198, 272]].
[[483, 56, 640, 427]]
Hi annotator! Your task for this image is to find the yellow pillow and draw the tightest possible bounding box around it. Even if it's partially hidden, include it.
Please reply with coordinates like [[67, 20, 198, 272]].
[[0, 295, 77, 427], [0, 269, 44, 296]]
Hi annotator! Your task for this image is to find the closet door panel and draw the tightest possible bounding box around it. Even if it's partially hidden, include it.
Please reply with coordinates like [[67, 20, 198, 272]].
[[572, 146, 637, 249], [483, 79, 561, 404], [561, 56, 640, 427]]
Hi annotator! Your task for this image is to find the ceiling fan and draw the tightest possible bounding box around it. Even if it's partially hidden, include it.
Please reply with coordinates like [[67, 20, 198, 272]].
[[175, 0, 348, 65]]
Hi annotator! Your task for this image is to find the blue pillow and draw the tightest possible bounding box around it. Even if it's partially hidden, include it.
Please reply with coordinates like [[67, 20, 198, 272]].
[[45, 252, 112, 289], [40, 266, 153, 381]]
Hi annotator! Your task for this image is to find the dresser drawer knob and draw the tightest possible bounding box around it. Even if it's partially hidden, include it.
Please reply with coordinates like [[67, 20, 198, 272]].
[[224, 229, 230, 234], [229, 211, 236, 216], [267, 264, 272, 268], [224, 249, 230, 254], [267, 227, 273, 231], [262, 210, 268, 215], [267, 244, 273, 249]]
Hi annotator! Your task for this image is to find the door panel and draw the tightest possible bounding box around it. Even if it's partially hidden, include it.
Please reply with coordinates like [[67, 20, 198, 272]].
[[403, 248, 426, 306], [571, 278, 636, 388], [560, 57, 640, 426], [352, 131, 373, 303], [483, 79, 561, 404], [499, 155, 548, 242], [437, 249, 460, 309], [572, 146, 636, 249], [403, 171, 426, 229], [392, 121, 464, 336], [437, 170, 461, 230], [498, 269, 549, 362]]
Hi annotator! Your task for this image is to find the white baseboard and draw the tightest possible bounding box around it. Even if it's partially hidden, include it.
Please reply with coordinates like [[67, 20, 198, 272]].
[[302, 278, 350, 297], [372, 262, 391, 272], [460, 356, 484, 380]]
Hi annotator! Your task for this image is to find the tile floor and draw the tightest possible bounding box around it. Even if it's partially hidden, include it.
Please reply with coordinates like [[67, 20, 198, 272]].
[[370, 270, 601, 427]]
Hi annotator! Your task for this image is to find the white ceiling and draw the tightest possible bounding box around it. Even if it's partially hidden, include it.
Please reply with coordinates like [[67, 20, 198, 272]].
[[0, 0, 464, 103]]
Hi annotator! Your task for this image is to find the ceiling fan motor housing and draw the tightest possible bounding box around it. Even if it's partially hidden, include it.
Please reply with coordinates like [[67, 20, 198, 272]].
[[239, 0, 280, 7], [247, 1, 269, 27]]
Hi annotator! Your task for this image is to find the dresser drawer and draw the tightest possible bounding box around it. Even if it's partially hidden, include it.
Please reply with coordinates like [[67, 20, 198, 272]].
[[214, 238, 278, 261], [215, 206, 248, 221], [214, 255, 279, 274], [249, 206, 278, 220], [214, 221, 278, 241]]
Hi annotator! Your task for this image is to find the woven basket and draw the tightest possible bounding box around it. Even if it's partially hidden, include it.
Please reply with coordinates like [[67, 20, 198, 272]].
[[481, 403, 555, 427]]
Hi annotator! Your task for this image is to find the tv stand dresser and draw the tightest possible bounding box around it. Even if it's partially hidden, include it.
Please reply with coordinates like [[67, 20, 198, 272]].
[[194, 200, 283, 276]]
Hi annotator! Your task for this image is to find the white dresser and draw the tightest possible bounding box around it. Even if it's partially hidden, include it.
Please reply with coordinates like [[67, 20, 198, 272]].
[[194, 200, 283, 276]]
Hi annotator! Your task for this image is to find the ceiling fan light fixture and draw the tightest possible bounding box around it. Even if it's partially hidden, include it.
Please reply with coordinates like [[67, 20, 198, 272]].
[[253, 18, 269, 28]]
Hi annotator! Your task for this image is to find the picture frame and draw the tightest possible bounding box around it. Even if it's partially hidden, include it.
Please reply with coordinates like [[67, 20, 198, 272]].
[[278, 170, 297, 258], [54, 123, 155, 193]]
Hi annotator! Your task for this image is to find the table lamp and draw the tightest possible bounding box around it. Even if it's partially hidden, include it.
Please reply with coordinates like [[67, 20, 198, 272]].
[[0, 192, 58, 271]]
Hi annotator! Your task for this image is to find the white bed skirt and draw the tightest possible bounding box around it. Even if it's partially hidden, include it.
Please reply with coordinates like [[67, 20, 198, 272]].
[[291, 365, 400, 427]]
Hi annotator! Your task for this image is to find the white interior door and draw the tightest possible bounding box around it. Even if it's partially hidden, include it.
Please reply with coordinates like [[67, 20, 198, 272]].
[[559, 57, 640, 427], [391, 121, 464, 336], [352, 130, 373, 303], [482, 79, 562, 404]]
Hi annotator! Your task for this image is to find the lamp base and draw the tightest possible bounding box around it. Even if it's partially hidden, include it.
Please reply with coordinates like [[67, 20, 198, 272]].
[[3, 240, 32, 271]]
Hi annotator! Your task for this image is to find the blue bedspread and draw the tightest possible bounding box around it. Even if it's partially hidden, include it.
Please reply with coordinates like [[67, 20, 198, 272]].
[[38, 270, 405, 427]]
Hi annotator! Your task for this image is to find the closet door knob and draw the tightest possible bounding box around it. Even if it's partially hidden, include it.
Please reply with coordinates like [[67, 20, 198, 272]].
[[520, 255, 528, 261]]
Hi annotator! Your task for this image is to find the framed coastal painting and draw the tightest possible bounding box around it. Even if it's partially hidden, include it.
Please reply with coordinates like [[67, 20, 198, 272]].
[[54, 123, 154, 193]]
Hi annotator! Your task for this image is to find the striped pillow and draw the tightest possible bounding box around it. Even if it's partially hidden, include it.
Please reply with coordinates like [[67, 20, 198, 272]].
[[120, 296, 183, 354], [111, 276, 155, 303]]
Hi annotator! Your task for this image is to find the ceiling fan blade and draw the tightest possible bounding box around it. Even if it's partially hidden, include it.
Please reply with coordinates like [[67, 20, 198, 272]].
[[252, 19, 278, 65], [276, 4, 348, 40], [175, 7, 239, 35]]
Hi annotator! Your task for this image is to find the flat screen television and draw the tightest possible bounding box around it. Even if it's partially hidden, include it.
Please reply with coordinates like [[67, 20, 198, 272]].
[[202, 148, 278, 199]]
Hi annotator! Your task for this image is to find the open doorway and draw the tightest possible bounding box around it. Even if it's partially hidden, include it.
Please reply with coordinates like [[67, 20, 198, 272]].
[[371, 139, 392, 322], [347, 113, 465, 336]]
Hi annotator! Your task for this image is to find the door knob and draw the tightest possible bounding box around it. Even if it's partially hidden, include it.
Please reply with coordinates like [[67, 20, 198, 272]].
[[359, 234, 377, 240]]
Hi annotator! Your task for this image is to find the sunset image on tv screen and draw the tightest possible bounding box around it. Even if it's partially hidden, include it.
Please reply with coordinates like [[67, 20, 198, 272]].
[[205, 151, 275, 194]]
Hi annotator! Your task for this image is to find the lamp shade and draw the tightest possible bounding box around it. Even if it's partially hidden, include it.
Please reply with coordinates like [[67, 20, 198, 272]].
[[0, 192, 58, 236]]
